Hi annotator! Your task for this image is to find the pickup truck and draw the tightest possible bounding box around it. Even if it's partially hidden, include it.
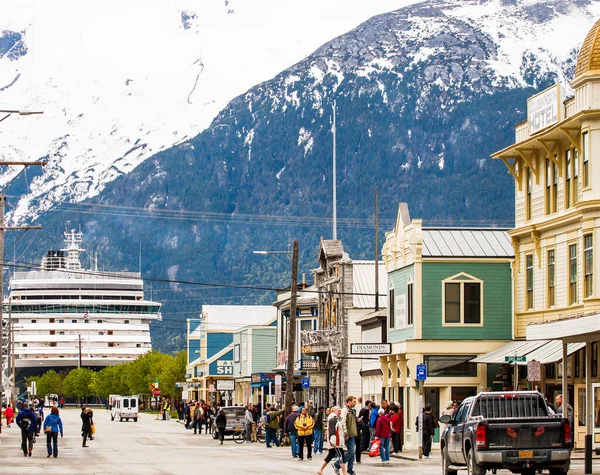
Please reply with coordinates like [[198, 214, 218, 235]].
[[439, 391, 571, 475]]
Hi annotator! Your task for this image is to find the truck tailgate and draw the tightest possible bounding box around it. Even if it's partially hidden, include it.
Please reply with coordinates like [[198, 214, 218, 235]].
[[486, 418, 566, 449]]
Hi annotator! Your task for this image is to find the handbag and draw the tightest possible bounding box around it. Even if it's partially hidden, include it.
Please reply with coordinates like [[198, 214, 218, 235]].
[[91, 424, 96, 435], [44, 426, 52, 433], [369, 439, 381, 457]]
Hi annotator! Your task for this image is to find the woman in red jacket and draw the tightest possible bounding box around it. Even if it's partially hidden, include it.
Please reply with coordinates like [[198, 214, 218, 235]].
[[389, 405, 403, 453], [374, 408, 392, 463]]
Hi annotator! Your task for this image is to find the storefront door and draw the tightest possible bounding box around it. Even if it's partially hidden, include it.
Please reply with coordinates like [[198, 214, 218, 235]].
[[593, 384, 600, 447], [574, 383, 586, 449]]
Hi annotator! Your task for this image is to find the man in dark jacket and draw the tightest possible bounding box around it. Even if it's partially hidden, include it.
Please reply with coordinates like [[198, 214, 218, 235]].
[[284, 405, 300, 458], [266, 405, 284, 447], [358, 400, 371, 453], [16, 402, 38, 457], [422, 404, 435, 458]]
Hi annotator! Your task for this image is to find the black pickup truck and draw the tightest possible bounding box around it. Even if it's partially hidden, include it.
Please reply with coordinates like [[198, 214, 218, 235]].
[[439, 391, 572, 475]]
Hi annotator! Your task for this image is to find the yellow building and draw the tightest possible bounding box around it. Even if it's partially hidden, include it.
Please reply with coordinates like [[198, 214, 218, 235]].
[[493, 19, 600, 451]]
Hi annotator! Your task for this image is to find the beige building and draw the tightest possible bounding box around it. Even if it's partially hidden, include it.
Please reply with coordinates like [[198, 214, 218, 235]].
[[493, 19, 600, 450]]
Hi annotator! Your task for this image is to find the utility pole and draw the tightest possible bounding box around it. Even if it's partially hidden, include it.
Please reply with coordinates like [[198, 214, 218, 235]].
[[78, 334, 82, 369], [332, 102, 337, 240], [284, 240, 299, 420], [10, 299, 15, 406], [0, 160, 44, 433], [375, 187, 379, 311]]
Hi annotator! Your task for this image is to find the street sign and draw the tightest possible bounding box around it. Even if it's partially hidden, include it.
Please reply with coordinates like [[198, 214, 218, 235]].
[[309, 373, 326, 387], [216, 380, 234, 391], [505, 355, 526, 363], [149, 383, 156, 391], [350, 343, 391, 355], [416, 364, 427, 381], [301, 377, 310, 389], [152, 387, 162, 397], [527, 359, 541, 381]]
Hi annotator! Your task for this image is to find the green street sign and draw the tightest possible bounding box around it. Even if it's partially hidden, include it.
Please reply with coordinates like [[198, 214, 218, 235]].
[[505, 355, 526, 363], [153, 378, 160, 383]]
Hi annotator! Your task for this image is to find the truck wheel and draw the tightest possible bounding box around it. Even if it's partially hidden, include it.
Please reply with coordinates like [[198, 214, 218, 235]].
[[467, 450, 486, 475], [133, 417, 138, 422], [442, 446, 457, 475], [111, 415, 114, 421]]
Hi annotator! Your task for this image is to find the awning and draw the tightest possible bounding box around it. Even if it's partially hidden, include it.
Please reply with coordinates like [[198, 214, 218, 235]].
[[471, 340, 585, 365], [524, 340, 586, 364], [470, 340, 548, 364]]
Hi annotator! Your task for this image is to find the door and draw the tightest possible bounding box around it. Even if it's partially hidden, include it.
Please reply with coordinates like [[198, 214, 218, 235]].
[[574, 384, 586, 449], [593, 384, 600, 447], [425, 387, 440, 443]]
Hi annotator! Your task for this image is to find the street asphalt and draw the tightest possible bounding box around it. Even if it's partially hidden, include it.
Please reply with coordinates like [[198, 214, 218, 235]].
[[0, 408, 596, 474]]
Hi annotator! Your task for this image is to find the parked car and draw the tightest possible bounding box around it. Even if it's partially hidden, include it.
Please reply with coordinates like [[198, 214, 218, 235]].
[[212, 406, 246, 439], [110, 395, 139, 422], [439, 391, 571, 475]]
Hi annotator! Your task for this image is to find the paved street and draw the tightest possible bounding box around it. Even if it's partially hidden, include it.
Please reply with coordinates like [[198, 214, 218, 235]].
[[0, 408, 596, 474]]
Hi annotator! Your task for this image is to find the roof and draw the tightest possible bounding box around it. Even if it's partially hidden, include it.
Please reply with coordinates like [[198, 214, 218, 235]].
[[421, 229, 513, 258], [352, 261, 388, 309], [575, 18, 600, 79], [200, 305, 276, 332], [319, 240, 344, 259], [275, 285, 319, 310]]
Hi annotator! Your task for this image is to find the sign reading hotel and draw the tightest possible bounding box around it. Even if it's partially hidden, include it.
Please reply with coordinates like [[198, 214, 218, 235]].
[[350, 343, 391, 355], [527, 84, 562, 135]]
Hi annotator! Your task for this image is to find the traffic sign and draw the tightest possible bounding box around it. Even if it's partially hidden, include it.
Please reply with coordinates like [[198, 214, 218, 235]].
[[416, 364, 427, 381], [302, 377, 310, 389], [149, 383, 156, 391], [505, 355, 526, 363], [152, 387, 162, 397], [527, 359, 541, 381]]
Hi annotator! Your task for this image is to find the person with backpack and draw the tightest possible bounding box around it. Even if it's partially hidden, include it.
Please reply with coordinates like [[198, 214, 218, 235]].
[[316, 406, 349, 475], [81, 406, 94, 447], [369, 402, 379, 440], [192, 402, 204, 434], [265, 405, 284, 448], [43, 406, 64, 458], [16, 401, 38, 457]]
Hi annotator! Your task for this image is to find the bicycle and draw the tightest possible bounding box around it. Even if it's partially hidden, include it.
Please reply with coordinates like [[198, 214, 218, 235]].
[[233, 424, 247, 444], [255, 423, 266, 444]]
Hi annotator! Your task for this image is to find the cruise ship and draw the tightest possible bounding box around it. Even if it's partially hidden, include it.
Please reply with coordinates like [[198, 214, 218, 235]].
[[6, 230, 161, 384]]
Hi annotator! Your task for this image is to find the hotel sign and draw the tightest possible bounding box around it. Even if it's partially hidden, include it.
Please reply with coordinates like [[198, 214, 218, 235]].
[[528, 84, 562, 136]]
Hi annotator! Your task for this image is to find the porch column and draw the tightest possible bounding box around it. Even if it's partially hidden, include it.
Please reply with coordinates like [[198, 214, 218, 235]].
[[562, 341, 568, 410], [585, 342, 592, 474]]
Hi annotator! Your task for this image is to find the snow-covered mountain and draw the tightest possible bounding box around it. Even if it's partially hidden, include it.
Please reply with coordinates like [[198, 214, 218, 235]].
[[0, 0, 417, 223]]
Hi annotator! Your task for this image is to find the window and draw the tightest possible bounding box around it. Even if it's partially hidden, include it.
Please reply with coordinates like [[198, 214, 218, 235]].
[[50, 342, 57, 347], [593, 343, 598, 378], [573, 148, 579, 204], [97, 320, 103, 324], [444, 283, 461, 323], [583, 131, 590, 188], [108, 342, 115, 347], [71, 320, 77, 323], [553, 162, 558, 212], [565, 149, 571, 209], [388, 287, 395, 329], [407, 282, 414, 326], [526, 254, 534, 310], [526, 167, 532, 220], [22, 343, 27, 347], [547, 249, 555, 307], [585, 234, 593, 298], [569, 243, 578, 305], [31, 320, 36, 323], [545, 159, 552, 215], [124, 319, 129, 324], [443, 274, 483, 325], [49, 330, 56, 335], [108, 330, 113, 335], [423, 355, 477, 377]]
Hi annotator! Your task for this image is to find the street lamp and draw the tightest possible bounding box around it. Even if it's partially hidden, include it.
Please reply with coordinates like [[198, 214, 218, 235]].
[[254, 242, 299, 419], [0, 109, 43, 123]]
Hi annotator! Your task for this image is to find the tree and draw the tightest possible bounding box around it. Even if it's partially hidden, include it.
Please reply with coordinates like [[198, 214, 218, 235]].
[[32, 370, 63, 397], [63, 368, 95, 406]]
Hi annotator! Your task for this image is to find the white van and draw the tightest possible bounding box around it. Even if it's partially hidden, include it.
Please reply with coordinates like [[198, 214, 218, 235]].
[[110, 395, 139, 422]]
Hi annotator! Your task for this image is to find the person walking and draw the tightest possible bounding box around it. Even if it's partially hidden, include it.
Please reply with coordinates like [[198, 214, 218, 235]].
[[317, 406, 349, 475], [284, 405, 300, 458], [440, 400, 454, 435], [43, 406, 64, 458], [358, 400, 371, 453], [244, 403, 254, 443], [216, 409, 227, 445], [555, 394, 574, 446], [4, 403, 14, 428], [369, 402, 379, 441], [294, 406, 315, 461], [422, 404, 435, 458], [313, 406, 325, 454], [334, 396, 358, 475], [389, 404, 403, 453], [192, 402, 204, 434], [81, 406, 94, 447], [184, 401, 192, 429], [16, 401, 38, 457], [374, 408, 392, 463]]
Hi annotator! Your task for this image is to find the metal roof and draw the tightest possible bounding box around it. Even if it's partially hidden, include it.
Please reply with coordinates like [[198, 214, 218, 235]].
[[422, 229, 514, 258], [352, 261, 388, 309], [200, 305, 276, 332]]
